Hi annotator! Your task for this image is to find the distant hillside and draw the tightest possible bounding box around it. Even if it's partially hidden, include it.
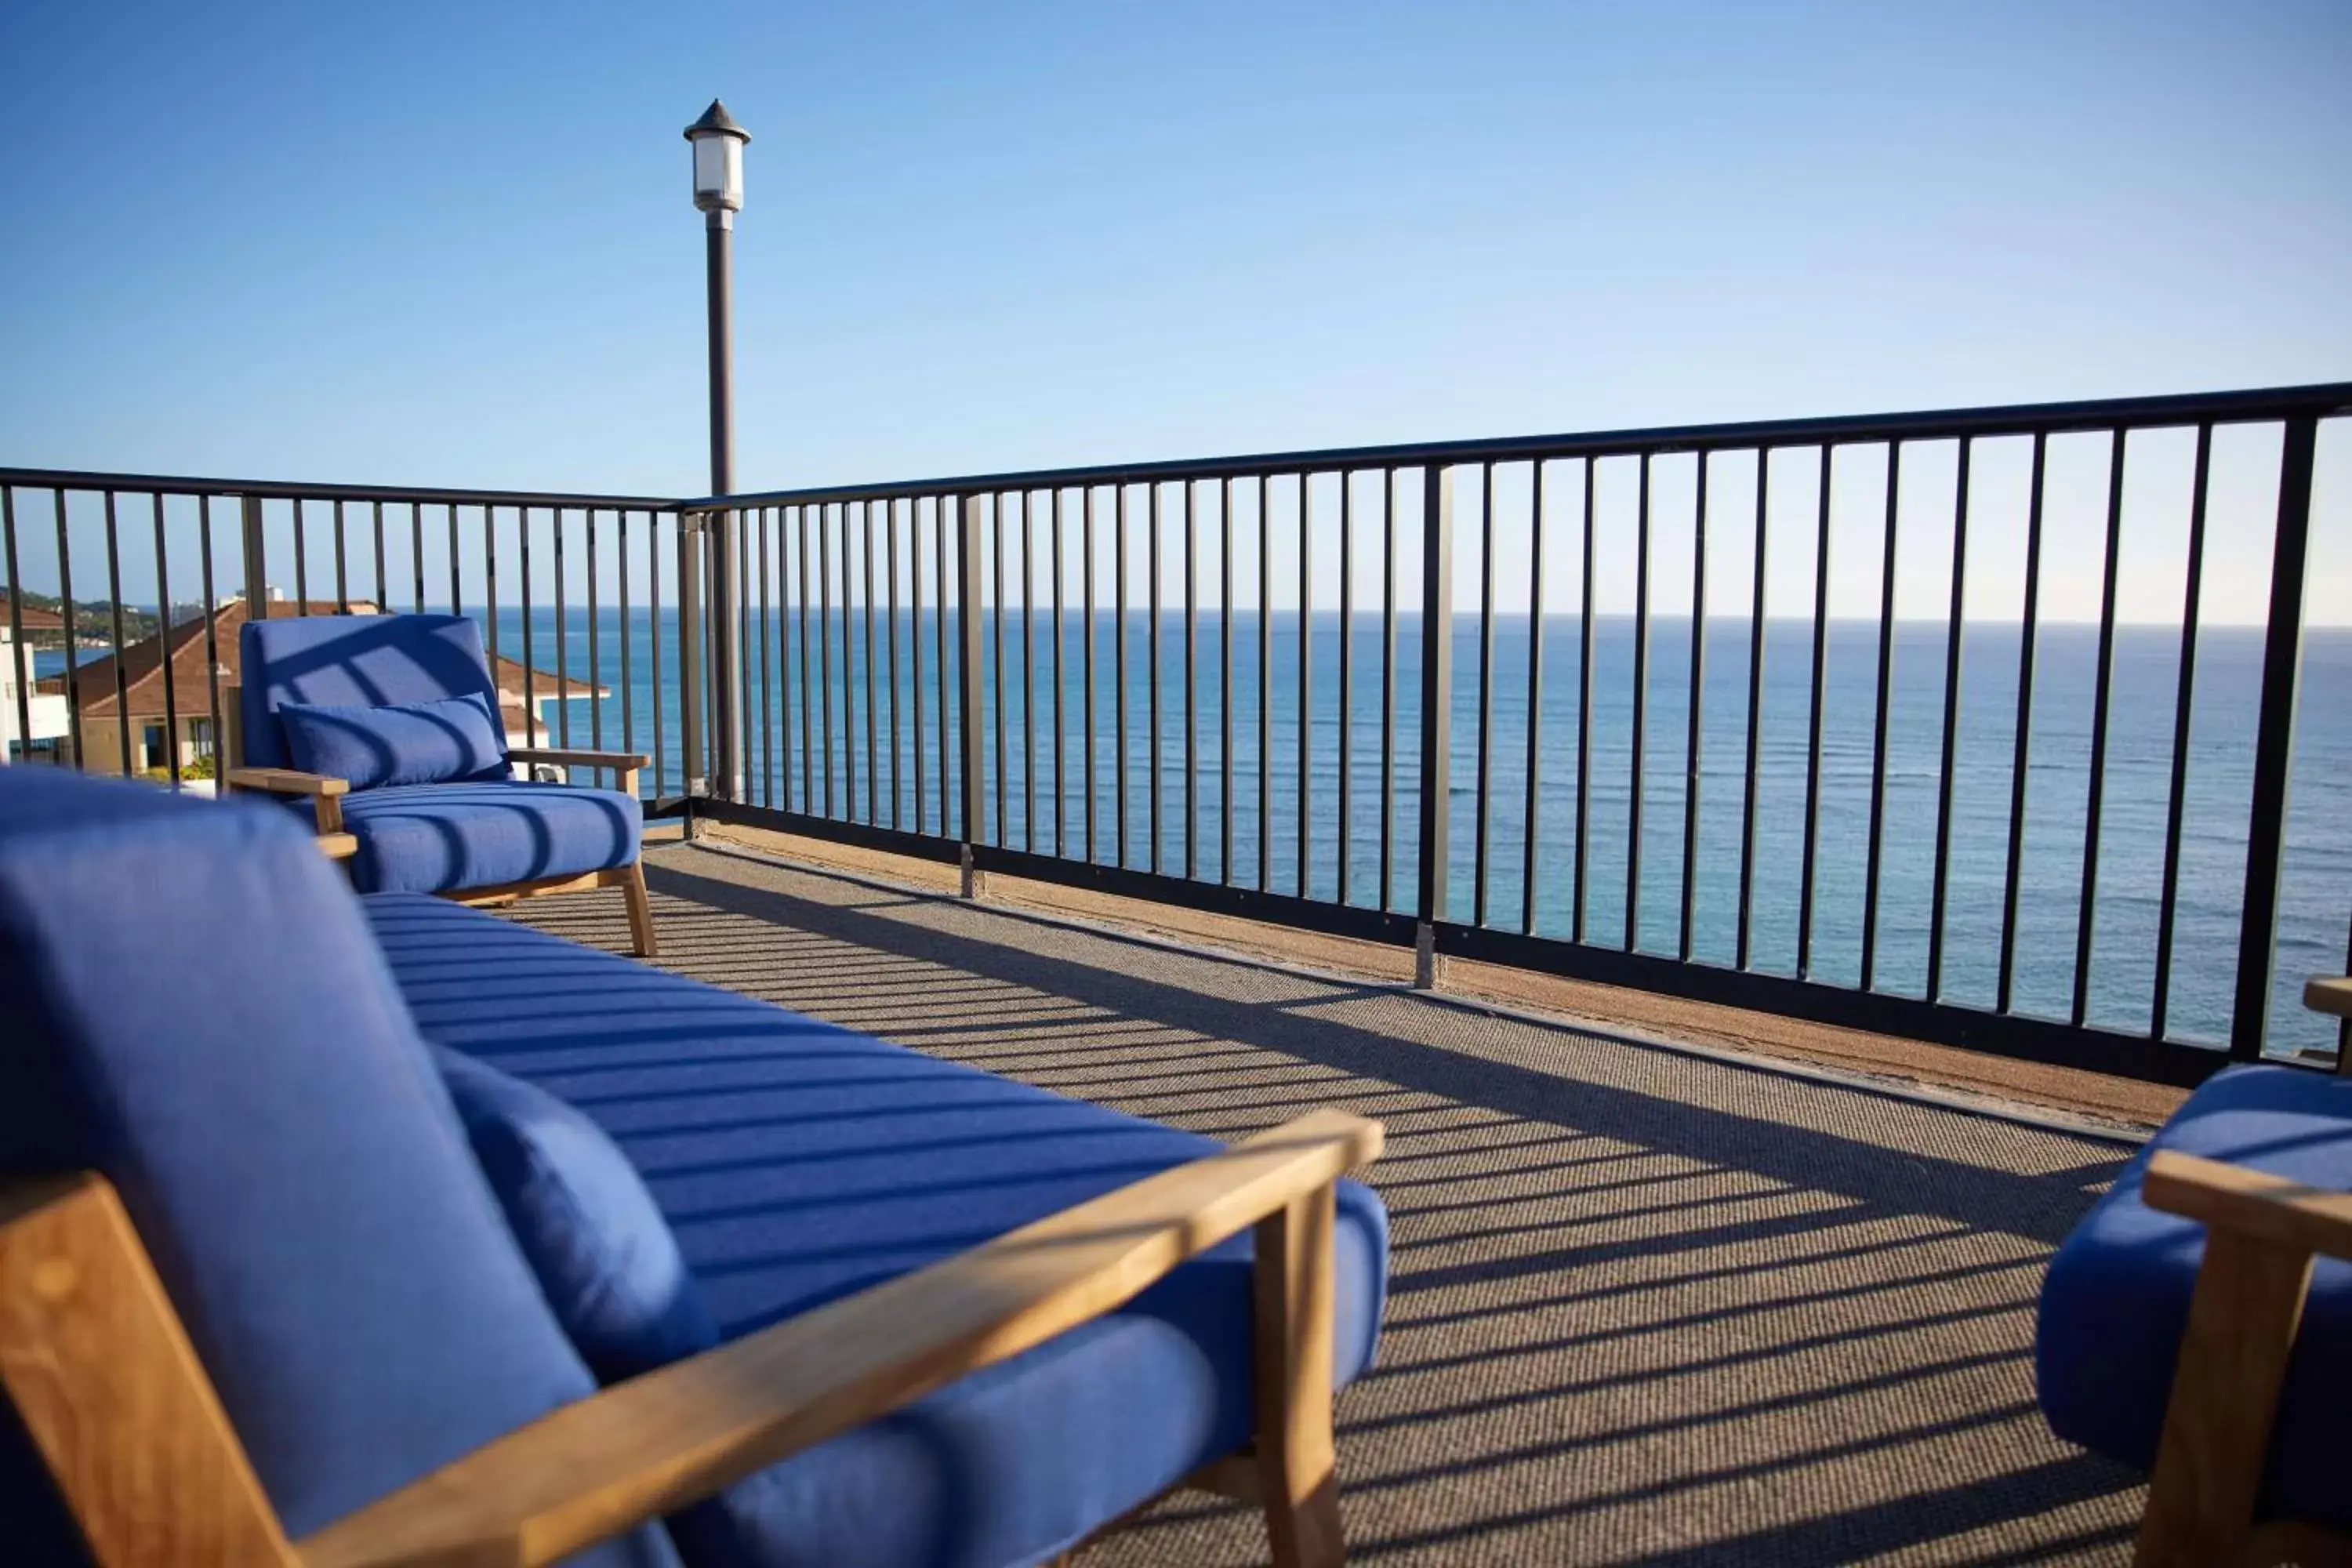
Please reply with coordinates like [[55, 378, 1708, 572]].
[[2, 589, 207, 648]]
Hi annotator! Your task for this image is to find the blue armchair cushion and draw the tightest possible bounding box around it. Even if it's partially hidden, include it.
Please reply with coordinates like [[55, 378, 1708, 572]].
[[240, 612, 502, 771], [434, 1044, 719, 1385], [335, 780, 643, 895], [0, 766, 674, 1568], [364, 891, 1391, 1568], [280, 691, 510, 791], [2038, 1065, 2352, 1534]]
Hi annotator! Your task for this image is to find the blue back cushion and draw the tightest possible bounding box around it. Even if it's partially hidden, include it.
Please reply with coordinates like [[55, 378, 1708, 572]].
[[240, 613, 501, 771], [0, 768, 675, 1568], [281, 691, 510, 789], [434, 1044, 720, 1385]]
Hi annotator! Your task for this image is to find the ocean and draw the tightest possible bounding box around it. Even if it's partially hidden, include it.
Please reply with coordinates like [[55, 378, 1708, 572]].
[[475, 606, 2352, 1062]]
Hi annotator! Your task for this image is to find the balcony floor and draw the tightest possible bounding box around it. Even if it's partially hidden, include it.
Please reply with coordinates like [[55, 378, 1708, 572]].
[[520, 837, 2147, 1566]]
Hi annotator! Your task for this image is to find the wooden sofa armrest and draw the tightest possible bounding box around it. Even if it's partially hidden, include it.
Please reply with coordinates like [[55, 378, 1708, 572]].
[[506, 747, 648, 796], [224, 767, 350, 798], [223, 768, 350, 833], [1, 1111, 1381, 1568], [2131, 1149, 2352, 1566], [2143, 1148, 2352, 1261]]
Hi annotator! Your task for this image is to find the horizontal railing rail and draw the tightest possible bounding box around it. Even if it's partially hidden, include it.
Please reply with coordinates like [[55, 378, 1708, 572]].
[[9, 379, 2350, 1085]]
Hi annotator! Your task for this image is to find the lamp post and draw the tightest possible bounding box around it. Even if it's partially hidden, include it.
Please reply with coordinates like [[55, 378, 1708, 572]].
[[686, 99, 749, 801]]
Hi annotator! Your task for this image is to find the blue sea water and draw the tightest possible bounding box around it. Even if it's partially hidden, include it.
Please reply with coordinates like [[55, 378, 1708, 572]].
[[474, 605, 2351, 1062]]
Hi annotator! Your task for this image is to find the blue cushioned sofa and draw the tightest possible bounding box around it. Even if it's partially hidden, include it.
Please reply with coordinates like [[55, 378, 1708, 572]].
[[225, 611, 660, 956], [2038, 1065, 2352, 1565], [0, 768, 1389, 1568]]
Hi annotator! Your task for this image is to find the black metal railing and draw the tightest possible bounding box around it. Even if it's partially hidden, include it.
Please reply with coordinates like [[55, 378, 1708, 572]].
[[0, 470, 692, 801], [7, 380, 2349, 1083]]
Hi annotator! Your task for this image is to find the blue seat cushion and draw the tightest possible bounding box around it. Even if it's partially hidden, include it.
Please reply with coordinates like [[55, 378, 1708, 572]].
[[281, 691, 510, 790], [434, 1044, 720, 1385], [2038, 1065, 2352, 1533], [363, 891, 1390, 1568], [0, 767, 673, 1568], [336, 780, 642, 895]]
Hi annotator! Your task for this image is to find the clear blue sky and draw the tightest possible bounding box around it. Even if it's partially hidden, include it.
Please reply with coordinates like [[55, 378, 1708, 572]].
[[2, 1, 2347, 618]]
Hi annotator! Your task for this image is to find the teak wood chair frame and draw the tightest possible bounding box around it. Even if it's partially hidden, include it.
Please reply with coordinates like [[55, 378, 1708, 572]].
[[0, 1109, 1381, 1568], [220, 686, 659, 958], [2129, 1147, 2352, 1568]]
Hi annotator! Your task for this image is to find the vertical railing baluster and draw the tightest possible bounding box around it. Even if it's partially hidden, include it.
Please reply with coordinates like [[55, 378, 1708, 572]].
[[864, 500, 880, 822], [485, 505, 501, 689], [198, 495, 223, 779], [1927, 440, 1974, 1001], [520, 507, 538, 749], [1052, 489, 1065, 856], [151, 494, 181, 786], [292, 497, 309, 607], [2230, 415, 2320, 1061], [800, 506, 818, 811], [447, 503, 461, 616], [649, 512, 666, 800], [1574, 461, 1595, 944], [1082, 488, 1097, 862], [936, 499, 952, 835], [2072, 430, 2129, 1026], [1737, 450, 1769, 970], [1521, 463, 1546, 936], [555, 510, 573, 753], [1861, 444, 1903, 992], [1258, 474, 1272, 892], [1220, 477, 1233, 885], [411, 503, 425, 614], [55, 490, 86, 770], [1996, 437, 2049, 1013], [371, 501, 386, 612], [1627, 456, 1652, 952], [992, 494, 1007, 844], [1415, 466, 1454, 985], [332, 499, 349, 614], [818, 505, 835, 816], [1021, 491, 1036, 849], [959, 495, 986, 880], [911, 500, 927, 832], [1339, 470, 1356, 906], [1474, 463, 1496, 927], [1297, 472, 1312, 898], [1184, 479, 1198, 880], [587, 510, 604, 757], [1679, 453, 1709, 962], [887, 499, 902, 828], [755, 507, 771, 805], [618, 513, 634, 793], [102, 492, 132, 775], [1798, 446, 1834, 979], [1, 487, 25, 762], [1149, 482, 1163, 874], [1381, 467, 1399, 913], [1116, 485, 1130, 866], [2151, 426, 2214, 1041]]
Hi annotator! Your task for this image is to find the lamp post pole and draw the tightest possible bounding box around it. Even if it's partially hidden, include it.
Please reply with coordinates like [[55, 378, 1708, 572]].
[[686, 100, 750, 804]]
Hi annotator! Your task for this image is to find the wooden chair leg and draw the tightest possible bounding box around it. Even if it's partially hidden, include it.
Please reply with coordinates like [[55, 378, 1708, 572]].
[[618, 860, 659, 959], [1252, 1182, 1345, 1568], [2133, 1229, 2314, 1567]]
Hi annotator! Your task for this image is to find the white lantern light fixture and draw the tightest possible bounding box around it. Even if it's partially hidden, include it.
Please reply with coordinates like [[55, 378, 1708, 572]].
[[685, 100, 750, 220]]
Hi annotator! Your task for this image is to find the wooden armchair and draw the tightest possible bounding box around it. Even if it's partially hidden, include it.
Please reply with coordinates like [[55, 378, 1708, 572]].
[[3, 1109, 1381, 1568], [220, 612, 658, 956]]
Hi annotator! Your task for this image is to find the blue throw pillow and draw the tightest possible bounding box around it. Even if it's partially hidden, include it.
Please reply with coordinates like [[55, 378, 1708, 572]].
[[432, 1044, 719, 1384], [278, 691, 508, 790]]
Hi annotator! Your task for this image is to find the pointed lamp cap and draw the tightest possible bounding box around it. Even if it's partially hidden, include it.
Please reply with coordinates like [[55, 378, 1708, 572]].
[[684, 99, 750, 144]]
